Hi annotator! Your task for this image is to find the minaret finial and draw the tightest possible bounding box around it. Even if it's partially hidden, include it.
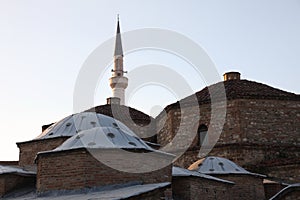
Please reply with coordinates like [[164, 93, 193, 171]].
[[117, 14, 119, 21]]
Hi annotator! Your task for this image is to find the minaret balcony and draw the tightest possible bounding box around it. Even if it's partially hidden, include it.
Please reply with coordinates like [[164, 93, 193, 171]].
[[109, 76, 128, 89]]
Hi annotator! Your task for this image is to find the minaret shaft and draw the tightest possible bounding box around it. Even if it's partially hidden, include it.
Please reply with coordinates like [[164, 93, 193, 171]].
[[109, 17, 128, 105]]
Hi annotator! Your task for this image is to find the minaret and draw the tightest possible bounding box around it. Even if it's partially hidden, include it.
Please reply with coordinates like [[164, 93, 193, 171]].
[[109, 16, 128, 105]]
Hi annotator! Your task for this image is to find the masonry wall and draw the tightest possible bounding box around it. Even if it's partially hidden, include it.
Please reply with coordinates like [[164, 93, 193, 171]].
[[36, 148, 173, 194], [172, 176, 232, 200], [120, 119, 157, 143], [17, 137, 69, 167], [156, 99, 300, 181], [278, 190, 300, 200], [266, 164, 300, 183], [0, 174, 35, 197], [264, 183, 286, 199], [127, 186, 171, 200], [157, 99, 300, 150], [213, 174, 265, 200], [271, 186, 300, 200]]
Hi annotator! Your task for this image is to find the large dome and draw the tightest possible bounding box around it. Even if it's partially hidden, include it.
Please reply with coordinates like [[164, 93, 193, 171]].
[[36, 112, 135, 140], [52, 127, 154, 152], [85, 104, 153, 125]]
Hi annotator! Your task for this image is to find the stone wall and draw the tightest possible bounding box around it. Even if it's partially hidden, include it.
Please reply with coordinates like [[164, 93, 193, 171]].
[[36, 148, 173, 194], [172, 176, 232, 200], [17, 137, 69, 167]]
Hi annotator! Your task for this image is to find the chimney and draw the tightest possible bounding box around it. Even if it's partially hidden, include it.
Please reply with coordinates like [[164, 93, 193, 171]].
[[107, 97, 121, 105], [223, 72, 241, 81], [42, 123, 54, 132]]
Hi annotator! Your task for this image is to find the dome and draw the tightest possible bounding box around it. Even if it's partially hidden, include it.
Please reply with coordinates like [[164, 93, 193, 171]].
[[188, 156, 265, 177], [85, 104, 153, 125], [53, 127, 154, 152], [36, 112, 136, 140], [163, 79, 300, 112]]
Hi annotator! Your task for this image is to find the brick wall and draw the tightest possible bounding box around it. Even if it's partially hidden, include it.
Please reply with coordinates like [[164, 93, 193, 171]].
[[120, 119, 157, 143], [213, 174, 265, 200], [36, 148, 173, 194], [266, 164, 300, 183], [17, 137, 69, 167], [278, 190, 300, 200], [0, 161, 18, 166], [156, 99, 300, 181], [127, 186, 170, 200], [264, 183, 286, 199], [270, 186, 300, 200], [157, 99, 300, 149], [0, 174, 35, 197], [172, 176, 232, 200]]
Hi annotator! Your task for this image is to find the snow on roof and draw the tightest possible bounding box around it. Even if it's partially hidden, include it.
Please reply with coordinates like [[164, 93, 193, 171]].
[[8, 182, 170, 200], [0, 165, 36, 176], [35, 112, 136, 140], [269, 183, 300, 200], [172, 166, 234, 184], [48, 126, 154, 152], [188, 156, 266, 177]]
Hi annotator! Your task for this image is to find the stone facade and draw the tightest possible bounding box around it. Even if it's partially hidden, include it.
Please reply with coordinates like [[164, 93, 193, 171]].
[[157, 98, 300, 182], [16, 137, 69, 167], [36, 148, 173, 194], [172, 176, 233, 200]]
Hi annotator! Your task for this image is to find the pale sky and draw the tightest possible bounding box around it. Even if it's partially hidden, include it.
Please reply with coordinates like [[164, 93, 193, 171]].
[[0, 0, 299, 160]]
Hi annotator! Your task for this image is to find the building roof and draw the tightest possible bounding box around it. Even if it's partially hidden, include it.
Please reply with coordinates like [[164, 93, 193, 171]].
[[34, 112, 137, 140], [270, 183, 300, 200], [48, 126, 154, 152], [4, 182, 171, 200], [172, 166, 234, 184], [0, 165, 36, 176], [163, 79, 300, 111], [85, 104, 152, 125], [188, 156, 265, 177]]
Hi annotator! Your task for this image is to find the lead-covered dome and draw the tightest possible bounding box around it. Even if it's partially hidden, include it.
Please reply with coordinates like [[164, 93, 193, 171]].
[[53, 126, 153, 152], [188, 156, 265, 177], [36, 112, 135, 140]]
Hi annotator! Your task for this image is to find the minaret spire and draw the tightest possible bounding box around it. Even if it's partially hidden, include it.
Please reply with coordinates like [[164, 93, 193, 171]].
[[114, 15, 123, 56], [109, 16, 128, 105]]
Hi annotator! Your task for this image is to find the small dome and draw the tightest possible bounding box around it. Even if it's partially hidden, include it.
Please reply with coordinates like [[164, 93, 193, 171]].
[[53, 127, 153, 152], [36, 112, 135, 140], [188, 156, 265, 177]]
